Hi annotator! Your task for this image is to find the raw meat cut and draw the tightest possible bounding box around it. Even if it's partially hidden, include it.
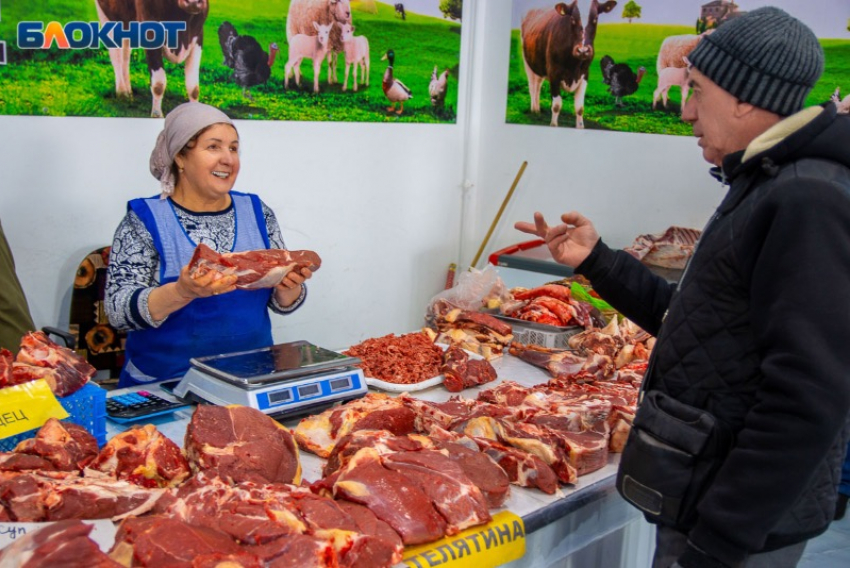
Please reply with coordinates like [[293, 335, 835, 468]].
[[0, 471, 163, 521], [290, 487, 404, 567], [624, 226, 701, 269], [243, 534, 335, 568], [153, 473, 307, 543], [152, 472, 401, 568], [383, 449, 491, 534], [335, 501, 405, 568], [500, 284, 602, 328], [294, 393, 416, 458], [471, 437, 560, 495], [435, 440, 510, 508], [185, 404, 301, 485], [568, 328, 625, 357], [0, 452, 58, 474], [14, 331, 94, 396], [457, 416, 578, 485], [154, 477, 347, 566], [14, 418, 99, 471], [440, 344, 498, 392], [426, 302, 514, 360], [508, 343, 614, 380], [333, 447, 447, 545], [0, 519, 122, 568], [89, 424, 190, 488], [513, 284, 573, 303], [188, 243, 322, 289], [322, 429, 510, 510], [399, 396, 513, 433], [323, 430, 435, 476], [111, 515, 245, 567], [516, 421, 608, 476]]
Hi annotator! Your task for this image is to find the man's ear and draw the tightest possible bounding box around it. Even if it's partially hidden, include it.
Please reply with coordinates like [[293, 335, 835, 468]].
[[734, 99, 758, 119]]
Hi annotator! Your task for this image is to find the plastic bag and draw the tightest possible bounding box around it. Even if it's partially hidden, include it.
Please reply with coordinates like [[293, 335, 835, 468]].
[[426, 265, 510, 318]]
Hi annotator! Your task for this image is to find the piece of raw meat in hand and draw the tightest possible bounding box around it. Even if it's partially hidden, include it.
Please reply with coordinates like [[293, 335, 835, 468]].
[[188, 243, 321, 289]]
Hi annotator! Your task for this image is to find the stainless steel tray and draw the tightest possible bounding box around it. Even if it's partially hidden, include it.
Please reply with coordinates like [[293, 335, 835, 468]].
[[482, 309, 583, 333]]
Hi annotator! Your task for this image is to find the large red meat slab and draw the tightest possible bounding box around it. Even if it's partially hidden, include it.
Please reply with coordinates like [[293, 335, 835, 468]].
[[382, 449, 491, 534], [184, 405, 301, 485], [188, 243, 322, 289], [333, 447, 447, 545]]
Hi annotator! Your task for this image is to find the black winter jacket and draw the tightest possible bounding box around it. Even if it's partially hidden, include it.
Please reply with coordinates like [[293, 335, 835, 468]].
[[576, 104, 850, 567]]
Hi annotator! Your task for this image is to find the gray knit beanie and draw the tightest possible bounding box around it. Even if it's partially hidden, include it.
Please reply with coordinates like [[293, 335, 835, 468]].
[[687, 6, 824, 116]]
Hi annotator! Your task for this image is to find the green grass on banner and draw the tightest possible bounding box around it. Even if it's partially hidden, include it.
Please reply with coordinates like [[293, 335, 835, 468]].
[[0, 0, 461, 122], [506, 22, 850, 136]]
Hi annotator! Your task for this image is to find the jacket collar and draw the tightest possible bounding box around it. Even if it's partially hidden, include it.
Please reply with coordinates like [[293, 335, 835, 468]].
[[710, 105, 835, 213]]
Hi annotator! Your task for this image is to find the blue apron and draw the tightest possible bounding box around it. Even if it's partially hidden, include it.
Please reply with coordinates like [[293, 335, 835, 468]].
[[120, 192, 273, 386]]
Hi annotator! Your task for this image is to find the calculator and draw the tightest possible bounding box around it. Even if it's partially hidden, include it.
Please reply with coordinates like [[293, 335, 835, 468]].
[[106, 390, 191, 422]]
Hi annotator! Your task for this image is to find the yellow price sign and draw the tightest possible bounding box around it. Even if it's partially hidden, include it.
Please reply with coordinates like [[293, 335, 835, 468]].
[[402, 511, 526, 568], [0, 380, 68, 439]]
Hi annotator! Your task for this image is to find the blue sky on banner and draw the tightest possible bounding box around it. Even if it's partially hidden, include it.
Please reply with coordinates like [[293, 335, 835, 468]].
[[510, 0, 850, 39]]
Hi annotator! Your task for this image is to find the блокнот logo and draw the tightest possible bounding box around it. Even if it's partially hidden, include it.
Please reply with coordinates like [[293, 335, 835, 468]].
[[17, 21, 187, 50]]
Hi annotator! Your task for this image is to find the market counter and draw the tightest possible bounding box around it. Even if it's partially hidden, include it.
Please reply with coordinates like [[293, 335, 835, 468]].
[[106, 353, 654, 568]]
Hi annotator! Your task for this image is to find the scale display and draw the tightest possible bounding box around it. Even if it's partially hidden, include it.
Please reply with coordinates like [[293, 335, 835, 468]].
[[254, 372, 359, 411], [189, 340, 360, 386]]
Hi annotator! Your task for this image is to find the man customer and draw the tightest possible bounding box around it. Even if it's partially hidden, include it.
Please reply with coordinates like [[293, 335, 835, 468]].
[[516, 7, 850, 568]]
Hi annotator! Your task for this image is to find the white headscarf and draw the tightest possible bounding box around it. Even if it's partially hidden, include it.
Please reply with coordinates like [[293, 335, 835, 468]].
[[149, 102, 235, 198]]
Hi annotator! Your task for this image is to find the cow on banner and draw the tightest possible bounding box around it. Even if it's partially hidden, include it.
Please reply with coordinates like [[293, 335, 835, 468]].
[[521, 0, 617, 128], [95, 0, 209, 118]]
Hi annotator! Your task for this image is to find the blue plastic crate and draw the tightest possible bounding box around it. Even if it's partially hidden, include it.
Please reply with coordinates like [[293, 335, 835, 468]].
[[0, 382, 107, 452]]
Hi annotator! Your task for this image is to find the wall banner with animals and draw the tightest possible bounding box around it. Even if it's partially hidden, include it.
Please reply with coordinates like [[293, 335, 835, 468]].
[[0, 1, 462, 123], [507, 0, 850, 135]]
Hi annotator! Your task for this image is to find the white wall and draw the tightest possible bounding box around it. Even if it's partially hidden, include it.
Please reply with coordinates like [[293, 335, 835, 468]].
[[0, 0, 726, 354]]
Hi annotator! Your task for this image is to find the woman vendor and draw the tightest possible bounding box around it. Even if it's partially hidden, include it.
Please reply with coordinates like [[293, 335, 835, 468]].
[[105, 102, 312, 387]]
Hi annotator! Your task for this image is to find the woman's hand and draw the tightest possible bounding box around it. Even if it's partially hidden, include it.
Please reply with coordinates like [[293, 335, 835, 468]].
[[515, 211, 600, 268], [174, 266, 238, 300], [148, 266, 237, 322], [274, 267, 312, 308]]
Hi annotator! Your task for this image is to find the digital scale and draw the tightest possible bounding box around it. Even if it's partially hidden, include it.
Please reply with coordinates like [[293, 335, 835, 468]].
[[170, 340, 367, 419]]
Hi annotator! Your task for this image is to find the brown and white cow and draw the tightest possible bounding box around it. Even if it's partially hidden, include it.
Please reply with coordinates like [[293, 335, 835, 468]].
[[521, 0, 617, 128], [95, 0, 209, 118]]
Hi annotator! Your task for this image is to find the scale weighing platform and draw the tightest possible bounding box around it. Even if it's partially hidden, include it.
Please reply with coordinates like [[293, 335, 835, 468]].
[[170, 340, 366, 420]]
